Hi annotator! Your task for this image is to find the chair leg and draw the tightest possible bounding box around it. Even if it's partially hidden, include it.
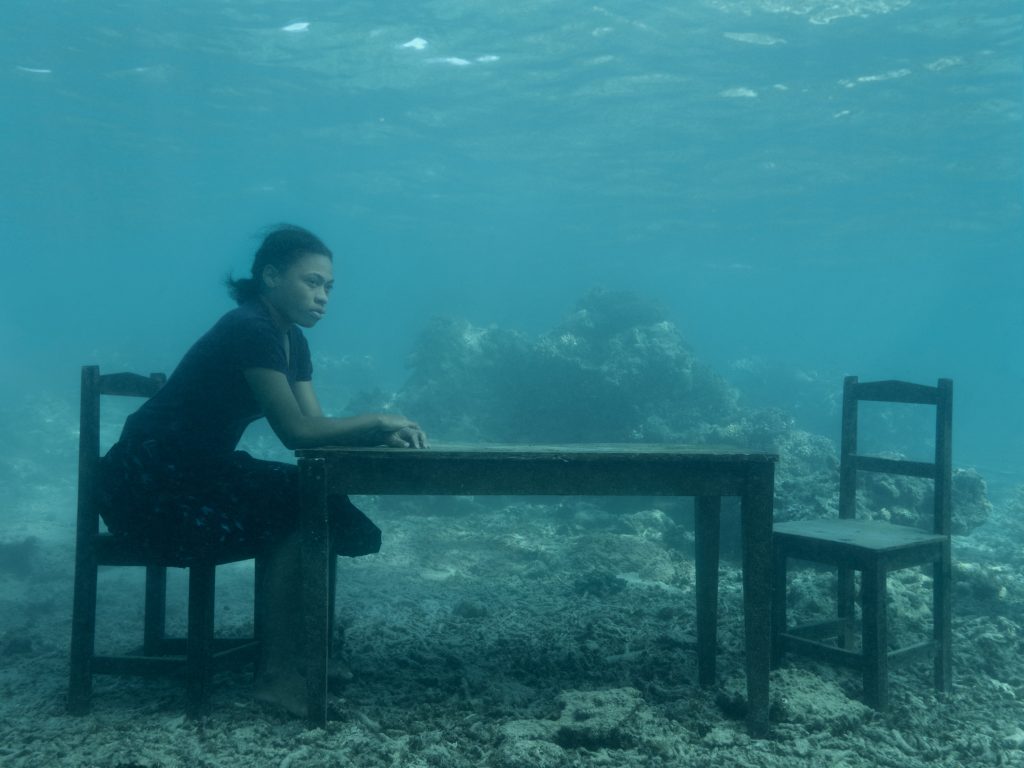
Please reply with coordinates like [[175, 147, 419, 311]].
[[144, 566, 168, 655], [837, 566, 855, 649], [68, 554, 98, 714], [328, 554, 338, 658], [253, 557, 267, 677], [934, 548, 953, 694], [771, 546, 788, 668], [186, 565, 216, 718], [694, 496, 721, 686], [861, 562, 888, 710]]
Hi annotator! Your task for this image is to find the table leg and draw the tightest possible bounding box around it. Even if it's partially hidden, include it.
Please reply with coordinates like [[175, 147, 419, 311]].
[[299, 457, 330, 728], [694, 496, 721, 687], [741, 463, 775, 738]]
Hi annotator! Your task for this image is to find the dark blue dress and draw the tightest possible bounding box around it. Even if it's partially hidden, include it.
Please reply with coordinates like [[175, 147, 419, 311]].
[[99, 300, 380, 562]]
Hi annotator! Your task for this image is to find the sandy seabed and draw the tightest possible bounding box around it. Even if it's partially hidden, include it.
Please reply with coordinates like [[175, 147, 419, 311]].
[[2, 491, 1023, 768]]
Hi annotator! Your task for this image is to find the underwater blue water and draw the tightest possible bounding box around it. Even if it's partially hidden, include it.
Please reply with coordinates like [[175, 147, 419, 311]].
[[1, 1, 1021, 488]]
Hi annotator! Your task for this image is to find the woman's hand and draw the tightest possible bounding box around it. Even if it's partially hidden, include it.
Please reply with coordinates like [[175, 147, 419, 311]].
[[375, 415, 429, 449]]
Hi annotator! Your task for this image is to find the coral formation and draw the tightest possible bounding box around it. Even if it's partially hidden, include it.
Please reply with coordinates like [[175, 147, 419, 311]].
[[393, 289, 739, 444], [387, 290, 990, 535]]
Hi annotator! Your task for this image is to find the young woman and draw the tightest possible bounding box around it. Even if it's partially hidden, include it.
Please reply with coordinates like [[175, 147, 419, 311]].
[[99, 224, 427, 714]]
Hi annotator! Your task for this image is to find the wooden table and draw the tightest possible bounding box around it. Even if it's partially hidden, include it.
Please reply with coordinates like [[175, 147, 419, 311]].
[[296, 444, 777, 737]]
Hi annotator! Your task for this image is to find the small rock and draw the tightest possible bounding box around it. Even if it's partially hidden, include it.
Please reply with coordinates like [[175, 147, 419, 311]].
[[553, 688, 643, 750], [702, 725, 738, 747]]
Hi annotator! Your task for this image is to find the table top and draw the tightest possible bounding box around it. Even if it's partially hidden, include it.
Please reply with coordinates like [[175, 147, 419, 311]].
[[297, 442, 778, 462]]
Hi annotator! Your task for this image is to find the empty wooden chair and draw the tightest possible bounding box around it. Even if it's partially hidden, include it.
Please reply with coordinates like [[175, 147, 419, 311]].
[[68, 365, 264, 717], [771, 376, 952, 709]]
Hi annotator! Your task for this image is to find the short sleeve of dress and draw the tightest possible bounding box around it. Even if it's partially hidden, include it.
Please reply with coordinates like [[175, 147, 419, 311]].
[[229, 309, 289, 374]]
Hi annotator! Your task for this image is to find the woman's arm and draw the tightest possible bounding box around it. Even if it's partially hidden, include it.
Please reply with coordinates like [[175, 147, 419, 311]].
[[244, 368, 427, 450], [291, 379, 325, 418]]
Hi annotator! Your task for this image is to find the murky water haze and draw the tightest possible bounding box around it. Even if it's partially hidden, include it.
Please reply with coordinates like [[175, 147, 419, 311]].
[[1, 0, 1021, 489]]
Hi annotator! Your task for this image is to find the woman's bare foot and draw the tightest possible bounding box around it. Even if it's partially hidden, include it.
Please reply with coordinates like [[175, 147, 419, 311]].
[[253, 669, 306, 717]]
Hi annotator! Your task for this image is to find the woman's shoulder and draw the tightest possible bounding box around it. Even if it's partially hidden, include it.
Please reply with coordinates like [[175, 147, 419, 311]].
[[213, 300, 276, 335], [190, 302, 281, 360], [186, 301, 309, 378]]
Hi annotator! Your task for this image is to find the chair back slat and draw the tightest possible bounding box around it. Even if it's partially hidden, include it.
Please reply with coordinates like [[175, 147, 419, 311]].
[[76, 366, 166, 542], [851, 455, 937, 480], [838, 375, 953, 534], [99, 372, 165, 398], [850, 379, 941, 405]]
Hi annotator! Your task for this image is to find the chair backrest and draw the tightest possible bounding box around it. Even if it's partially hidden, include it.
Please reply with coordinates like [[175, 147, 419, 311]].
[[76, 365, 166, 540], [838, 376, 953, 535]]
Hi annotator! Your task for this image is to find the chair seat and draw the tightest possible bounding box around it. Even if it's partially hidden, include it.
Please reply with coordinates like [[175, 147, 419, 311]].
[[94, 533, 258, 568], [774, 518, 945, 571], [774, 518, 944, 551]]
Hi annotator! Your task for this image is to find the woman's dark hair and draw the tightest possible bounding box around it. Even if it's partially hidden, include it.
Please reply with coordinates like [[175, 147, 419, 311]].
[[226, 224, 333, 304]]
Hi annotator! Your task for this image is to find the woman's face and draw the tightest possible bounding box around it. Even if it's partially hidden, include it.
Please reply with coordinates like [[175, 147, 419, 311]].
[[263, 252, 335, 329]]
